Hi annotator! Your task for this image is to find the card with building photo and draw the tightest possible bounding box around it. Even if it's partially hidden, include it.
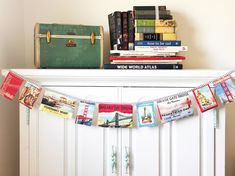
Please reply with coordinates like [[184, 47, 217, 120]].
[[39, 89, 77, 118], [193, 84, 218, 112], [157, 92, 194, 123], [136, 101, 157, 127], [75, 100, 96, 126], [18, 82, 42, 109], [98, 103, 133, 128]]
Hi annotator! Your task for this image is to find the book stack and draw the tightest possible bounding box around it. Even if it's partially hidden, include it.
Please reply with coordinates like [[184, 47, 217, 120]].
[[106, 6, 188, 70]]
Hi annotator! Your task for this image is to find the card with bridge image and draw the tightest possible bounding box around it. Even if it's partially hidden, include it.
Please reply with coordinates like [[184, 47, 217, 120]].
[[98, 103, 133, 128], [75, 100, 96, 126]]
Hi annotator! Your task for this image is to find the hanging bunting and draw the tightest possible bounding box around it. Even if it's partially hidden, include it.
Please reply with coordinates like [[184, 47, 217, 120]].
[[0, 70, 235, 129], [213, 75, 235, 104], [75, 100, 96, 126], [157, 92, 194, 123], [39, 89, 77, 118], [0, 71, 24, 100], [136, 101, 157, 127], [18, 82, 42, 109], [98, 104, 133, 128], [192, 84, 218, 112]]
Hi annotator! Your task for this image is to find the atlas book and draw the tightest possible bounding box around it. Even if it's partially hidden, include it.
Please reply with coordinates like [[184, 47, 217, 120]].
[[75, 100, 96, 126], [192, 84, 218, 112], [39, 89, 77, 118], [18, 82, 42, 109], [213, 75, 235, 104], [136, 101, 157, 127], [157, 92, 194, 123], [98, 103, 133, 128], [0, 71, 24, 100], [104, 64, 183, 70]]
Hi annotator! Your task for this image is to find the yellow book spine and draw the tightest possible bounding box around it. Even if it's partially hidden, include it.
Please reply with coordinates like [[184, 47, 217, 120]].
[[162, 33, 177, 40], [155, 20, 176, 27], [155, 27, 175, 33]]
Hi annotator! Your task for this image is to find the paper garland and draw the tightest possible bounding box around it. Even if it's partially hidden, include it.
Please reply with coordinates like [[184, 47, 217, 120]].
[[1, 70, 235, 128]]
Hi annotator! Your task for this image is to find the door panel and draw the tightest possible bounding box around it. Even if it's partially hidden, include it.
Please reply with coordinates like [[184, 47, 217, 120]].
[[121, 87, 214, 176]]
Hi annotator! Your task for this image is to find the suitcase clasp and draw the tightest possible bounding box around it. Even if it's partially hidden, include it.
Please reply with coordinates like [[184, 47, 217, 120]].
[[46, 31, 51, 43], [90, 32, 95, 46]]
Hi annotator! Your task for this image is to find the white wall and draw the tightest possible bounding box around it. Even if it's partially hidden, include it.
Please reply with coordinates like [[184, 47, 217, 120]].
[[23, 0, 235, 68], [0, 0, 25, 176]]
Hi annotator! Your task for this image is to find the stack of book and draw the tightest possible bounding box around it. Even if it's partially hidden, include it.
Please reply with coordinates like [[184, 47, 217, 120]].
[[106, 6, 188, 70]]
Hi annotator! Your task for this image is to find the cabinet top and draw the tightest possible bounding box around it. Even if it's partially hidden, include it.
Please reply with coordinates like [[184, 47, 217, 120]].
[[1, 69, 234, 87]]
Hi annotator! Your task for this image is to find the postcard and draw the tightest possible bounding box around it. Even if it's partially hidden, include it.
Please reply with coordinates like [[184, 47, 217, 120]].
[[136, 102, 157, 127], [98, 103, 133, 128], [213, 75, 235, 104], [39, 89, 77, 118], [193, 84, 218, 112], [0, 72, 24, 100], [157, 92, 194, 123], [18, 82, 42, 109], [75, 100, 96, 126]]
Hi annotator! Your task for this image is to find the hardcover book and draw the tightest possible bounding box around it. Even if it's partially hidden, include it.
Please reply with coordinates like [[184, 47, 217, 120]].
[[75, 100, 96, 126], [18, 82, 42, 109], [98, 104, 133, 128], [104, 64, 183, 70], [39, 89, 77, 118], [0, 72, 24, 100], [109, 55, 185, 61], [213, 75, 235, 104], [134, 40, 181, 46], [135, 33, 161, 41], [193, 84, 218, 112], [134, 46, 188, 52], [157, 92, 194, 123], [136, 102, 157, 127]]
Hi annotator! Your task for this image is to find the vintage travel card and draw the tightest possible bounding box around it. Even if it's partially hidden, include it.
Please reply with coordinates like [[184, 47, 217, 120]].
[[75, 100, 96, 126], [18, 82, 42, 109], [39, 89, 77, 118], [213, 75, 235, 104], [98, 104, 133, 128], [0, 71, 24, 100], [193, 84, 218, 112], [157, 92, 194, 123], [136, 101, 157, 127]]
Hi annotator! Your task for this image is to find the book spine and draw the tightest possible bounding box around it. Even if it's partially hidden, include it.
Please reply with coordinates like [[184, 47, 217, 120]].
[[158, 6, 167, 11], [104, 64, 183, 69], [155, 27, 175, 33], [109, 55, 185, 60], [134, 40, 181, 46], [108, 13, 116, 50], [128, 11, 135, 50], [155, 20, 176, 27], [135, 10, 156, 16], [114, 11, 122, 50], [135, 33, 161, 40], [110, 50, 177, 56], [162, 33, 177, 40], [133, 6, 156, 10], [135, 20, 155, 27], [159, 14, 173, 20], [159, 10, 171, 15], [134, 46, 188, 52], [122, 12, 129, 50], [135, 26, 155, 33], [135, 14, 156, 19]]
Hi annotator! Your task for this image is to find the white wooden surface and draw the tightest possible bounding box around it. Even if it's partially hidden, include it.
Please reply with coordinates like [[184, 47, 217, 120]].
[[4, 69, 232, 176]]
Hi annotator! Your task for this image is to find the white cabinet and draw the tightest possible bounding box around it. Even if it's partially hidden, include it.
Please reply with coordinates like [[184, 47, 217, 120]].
[[7, 69, 233, 176]]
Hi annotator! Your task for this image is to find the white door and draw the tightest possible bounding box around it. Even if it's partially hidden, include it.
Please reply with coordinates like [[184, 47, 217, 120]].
[[121, 87, 215, 176]]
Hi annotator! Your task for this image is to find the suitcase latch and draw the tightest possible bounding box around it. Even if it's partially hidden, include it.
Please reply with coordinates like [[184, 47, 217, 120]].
[[90, 32, 95, 46], [46, 31, 51, 43]]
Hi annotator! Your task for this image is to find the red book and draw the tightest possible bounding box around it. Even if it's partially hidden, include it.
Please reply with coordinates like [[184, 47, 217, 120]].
[[109, 55, 186, 61], [0, 72, 24, 100]]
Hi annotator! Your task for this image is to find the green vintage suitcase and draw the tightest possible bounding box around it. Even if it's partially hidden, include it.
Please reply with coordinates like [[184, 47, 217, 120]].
[[34, 23, 104, 68]]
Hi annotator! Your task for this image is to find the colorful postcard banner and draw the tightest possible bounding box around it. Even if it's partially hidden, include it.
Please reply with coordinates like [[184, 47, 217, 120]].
[[98, 104, 133, 128], [0, 72, 24, 100], [39, 89, 77, 118], [75, 100, 96, 126], [136, 102, 157, 127], [157, 92, 194, 123], [213, 75, 235, 104], [193, 84, 218, 112]]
